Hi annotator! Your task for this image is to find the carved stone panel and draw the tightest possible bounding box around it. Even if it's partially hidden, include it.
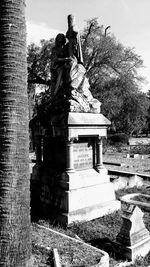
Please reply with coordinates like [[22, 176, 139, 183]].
[[73, 142, 93, 170]]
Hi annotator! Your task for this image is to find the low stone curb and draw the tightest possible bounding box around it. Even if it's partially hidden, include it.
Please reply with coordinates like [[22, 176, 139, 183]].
[[108, 169, 150, 179], [120, 193, 150, 211], [35, 224, 109, 267]]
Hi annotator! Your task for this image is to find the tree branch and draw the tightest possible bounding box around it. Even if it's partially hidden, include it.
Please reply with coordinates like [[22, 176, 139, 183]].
[[82, 22, 95, 52], [28, 67, 51, 85]]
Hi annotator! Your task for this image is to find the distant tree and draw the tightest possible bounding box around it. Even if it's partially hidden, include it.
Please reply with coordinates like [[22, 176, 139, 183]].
[[118, 92, 150, 135], [0, 1, 31, 266], [80, 18, 149, 134], [81, 18, 144, 90], [144, 90, 150, 135]]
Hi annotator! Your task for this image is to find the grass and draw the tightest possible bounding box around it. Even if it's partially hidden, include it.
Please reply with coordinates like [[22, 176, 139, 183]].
[[32, 207, 150, 266], [31, 147, 150, 266], [131, 194, 150, 203], [32, 223, 104, 266], [31, 245, 51, 266], [31, 186, 150, 267]]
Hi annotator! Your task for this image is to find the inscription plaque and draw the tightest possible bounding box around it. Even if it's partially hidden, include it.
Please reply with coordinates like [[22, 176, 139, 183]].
[[73, 143, 93, 170]]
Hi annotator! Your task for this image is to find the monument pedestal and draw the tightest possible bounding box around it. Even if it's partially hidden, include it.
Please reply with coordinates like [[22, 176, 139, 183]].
[[40, 112, 120, 225], [119, 236, 150, 262], [55, 168, 120, 224], [116, 204, 150, 261]]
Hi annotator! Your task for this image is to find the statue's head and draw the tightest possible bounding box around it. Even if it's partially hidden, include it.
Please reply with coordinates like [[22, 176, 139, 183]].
[[55, 33, 66, 46]]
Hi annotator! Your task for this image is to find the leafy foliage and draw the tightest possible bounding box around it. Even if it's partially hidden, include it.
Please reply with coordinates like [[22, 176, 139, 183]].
[[117, 91, 149, 134], [108, 133, 129, 145]]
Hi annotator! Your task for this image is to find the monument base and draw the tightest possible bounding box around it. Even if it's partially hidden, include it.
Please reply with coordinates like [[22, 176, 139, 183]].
[[115, 236, 150, 261], [47, 168, 120, 225], [36, 112, 119, 225], [53, 199, 120, 225], [61, 168, 109, 190]]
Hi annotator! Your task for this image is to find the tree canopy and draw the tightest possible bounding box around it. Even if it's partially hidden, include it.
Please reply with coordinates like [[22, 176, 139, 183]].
[[27, 18, 150, 135]]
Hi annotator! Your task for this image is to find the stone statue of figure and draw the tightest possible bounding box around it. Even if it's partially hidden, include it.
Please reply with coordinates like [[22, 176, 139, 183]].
[[50, 33, 71, 97], [51, 14, 101, 114]]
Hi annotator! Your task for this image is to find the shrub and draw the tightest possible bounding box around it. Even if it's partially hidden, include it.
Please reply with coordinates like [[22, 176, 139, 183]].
[[108, 133, 129, 145], [103, 134, 129, 153]]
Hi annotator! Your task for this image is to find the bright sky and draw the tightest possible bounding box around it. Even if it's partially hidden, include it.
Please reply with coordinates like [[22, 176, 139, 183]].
[[26, 0, 150, 92]]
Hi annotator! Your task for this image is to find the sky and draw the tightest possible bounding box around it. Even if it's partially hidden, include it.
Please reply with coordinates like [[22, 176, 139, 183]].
[[26, 0, 150, 92]]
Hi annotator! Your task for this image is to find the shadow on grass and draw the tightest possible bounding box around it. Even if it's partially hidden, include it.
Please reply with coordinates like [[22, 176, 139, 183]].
[[90, 237, 128, 261]]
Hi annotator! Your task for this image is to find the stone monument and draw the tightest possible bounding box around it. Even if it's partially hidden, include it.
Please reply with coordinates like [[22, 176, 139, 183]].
[[116, 204, 150, 261], [34, 15, 120, 225]]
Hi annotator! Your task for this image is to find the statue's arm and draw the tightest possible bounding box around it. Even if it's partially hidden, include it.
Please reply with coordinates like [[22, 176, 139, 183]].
[[51, 47, 71, 68]]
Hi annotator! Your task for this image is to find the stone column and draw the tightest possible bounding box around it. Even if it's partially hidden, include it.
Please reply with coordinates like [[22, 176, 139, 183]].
[[66, 138, 75, 173], [96, 137, 104, 172]]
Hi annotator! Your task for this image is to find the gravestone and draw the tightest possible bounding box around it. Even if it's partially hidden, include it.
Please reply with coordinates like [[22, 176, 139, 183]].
[[116, 204, 150, 261], [32, 14, 120, 225]]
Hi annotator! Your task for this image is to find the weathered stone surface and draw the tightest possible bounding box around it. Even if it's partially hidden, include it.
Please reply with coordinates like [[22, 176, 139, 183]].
[[116, 205, 150, 261], [69, 70, 101, 113], [53, 180, 117, 213], [53, 200, 121, 225], [51, 112, 111, 139], [73, 143, 93, 170], [61, 169, 110, 190], [120, 193, 150, 211], [67, 112, 111, 125]]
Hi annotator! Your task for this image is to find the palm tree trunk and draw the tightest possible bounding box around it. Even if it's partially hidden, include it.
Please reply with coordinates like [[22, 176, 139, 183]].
[[0, 1, 31, 266]]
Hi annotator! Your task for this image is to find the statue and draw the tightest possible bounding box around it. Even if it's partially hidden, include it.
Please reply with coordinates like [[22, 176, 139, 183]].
[[50, 14, 101, 114], [50, 33, 70, 97]]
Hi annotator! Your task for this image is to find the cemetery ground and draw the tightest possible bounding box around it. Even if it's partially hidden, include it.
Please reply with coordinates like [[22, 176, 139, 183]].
[[103, 152, 150, 175], [31, 198, 150, 266], [30, 146, 150, 266]]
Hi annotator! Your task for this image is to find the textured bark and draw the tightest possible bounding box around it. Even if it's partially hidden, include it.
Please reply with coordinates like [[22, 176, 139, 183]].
[[0, 1, 31, 266]]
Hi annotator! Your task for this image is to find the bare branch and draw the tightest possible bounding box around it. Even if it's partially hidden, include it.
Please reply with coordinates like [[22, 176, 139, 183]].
[[28, 67, 51, 85]]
